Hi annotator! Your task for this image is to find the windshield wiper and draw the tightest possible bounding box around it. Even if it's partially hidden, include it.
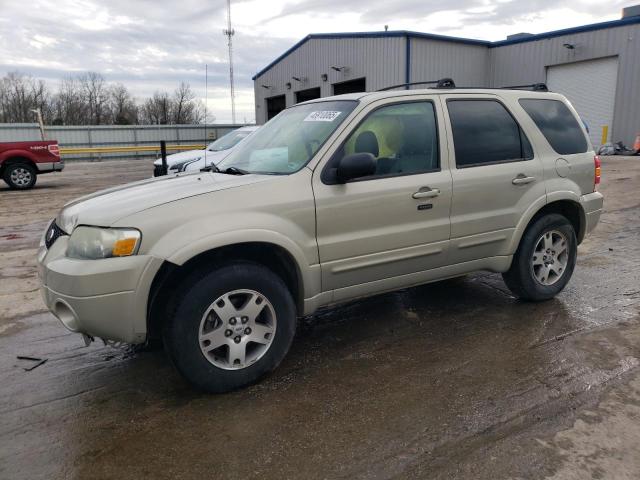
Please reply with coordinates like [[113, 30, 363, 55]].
[[200, 163, 220, 173], [200, 164, 248, 175], [222, 166, 248, 175]]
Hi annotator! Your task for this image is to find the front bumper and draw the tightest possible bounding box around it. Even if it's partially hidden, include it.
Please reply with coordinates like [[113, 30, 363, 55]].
[[580, 191, 604, 237], [38, 236, 163, 344]]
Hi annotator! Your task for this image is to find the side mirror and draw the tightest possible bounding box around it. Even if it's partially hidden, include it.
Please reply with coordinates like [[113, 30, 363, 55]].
[[336, 152, 376, 183]]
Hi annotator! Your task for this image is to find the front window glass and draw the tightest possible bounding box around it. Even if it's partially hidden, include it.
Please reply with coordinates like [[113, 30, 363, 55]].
[[207, 130, 253, 152], [218, 100, 358, 174], [335, 101, 439, 177]]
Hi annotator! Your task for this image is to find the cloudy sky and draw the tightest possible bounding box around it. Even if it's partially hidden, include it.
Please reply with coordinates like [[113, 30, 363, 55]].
[[0, 0, 629, 123]]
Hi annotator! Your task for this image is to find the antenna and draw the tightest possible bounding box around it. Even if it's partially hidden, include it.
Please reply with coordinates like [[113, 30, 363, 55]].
[[223, 0, 236, 124]]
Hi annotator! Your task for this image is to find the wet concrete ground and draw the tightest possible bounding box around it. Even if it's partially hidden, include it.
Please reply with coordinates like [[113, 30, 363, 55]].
[[1, 157, 639, 479]]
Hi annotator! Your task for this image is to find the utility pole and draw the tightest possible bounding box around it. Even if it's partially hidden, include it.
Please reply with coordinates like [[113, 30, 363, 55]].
[[223, 0, 236, 124]]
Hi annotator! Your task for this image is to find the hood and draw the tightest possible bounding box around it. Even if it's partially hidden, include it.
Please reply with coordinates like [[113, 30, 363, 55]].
[[57, 172, 273, 232], [153, 149, 230, 167]]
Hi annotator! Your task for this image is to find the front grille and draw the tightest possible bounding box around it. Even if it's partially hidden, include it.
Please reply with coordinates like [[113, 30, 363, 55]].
[[45, 220, 67, 249]]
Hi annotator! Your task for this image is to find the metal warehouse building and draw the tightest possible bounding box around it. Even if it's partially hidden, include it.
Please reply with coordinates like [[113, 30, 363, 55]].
[[252, 6, 640, 147]]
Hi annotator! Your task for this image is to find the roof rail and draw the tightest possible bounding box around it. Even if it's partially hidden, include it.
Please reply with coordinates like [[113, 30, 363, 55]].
[[377, 78, 456, 91], [501, 83, 549, 92]]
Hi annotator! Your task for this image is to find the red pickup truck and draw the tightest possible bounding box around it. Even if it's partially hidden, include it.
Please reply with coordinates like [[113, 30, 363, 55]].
[[0, 140, 63, 190]]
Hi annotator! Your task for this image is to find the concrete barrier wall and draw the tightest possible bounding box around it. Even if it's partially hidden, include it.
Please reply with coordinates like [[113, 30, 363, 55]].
[[0, 123, 251, 161]]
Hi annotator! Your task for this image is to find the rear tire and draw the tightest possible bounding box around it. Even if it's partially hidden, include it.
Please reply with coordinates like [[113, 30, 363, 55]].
[[3, 162, 37, 190], [163, 262, 296, 393], [502, 214, 577, 301]]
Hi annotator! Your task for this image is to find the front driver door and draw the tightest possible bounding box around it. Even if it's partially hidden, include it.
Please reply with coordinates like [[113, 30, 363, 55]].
[[312, 97, 452, 297]]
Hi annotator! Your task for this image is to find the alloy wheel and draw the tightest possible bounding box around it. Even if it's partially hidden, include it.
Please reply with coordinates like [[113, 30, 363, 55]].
[[10, 167, 32, 187], [198, 289, 277, 370], [530, 230, 569, 286]]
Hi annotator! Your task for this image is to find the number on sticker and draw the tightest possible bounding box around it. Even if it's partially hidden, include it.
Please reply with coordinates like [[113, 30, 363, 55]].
[[304, 111, 342, 122]]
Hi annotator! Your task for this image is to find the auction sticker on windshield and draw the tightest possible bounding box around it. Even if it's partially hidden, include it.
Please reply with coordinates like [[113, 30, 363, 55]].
[[304, 111, 342, 122]]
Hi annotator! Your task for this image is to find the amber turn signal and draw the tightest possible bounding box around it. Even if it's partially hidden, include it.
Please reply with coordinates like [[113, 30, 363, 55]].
[[112, 237, 139, 257]]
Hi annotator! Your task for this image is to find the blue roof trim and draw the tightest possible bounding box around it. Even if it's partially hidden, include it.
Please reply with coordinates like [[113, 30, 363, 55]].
[[491, 15, 640, 47], [253, 16, 640, 80]]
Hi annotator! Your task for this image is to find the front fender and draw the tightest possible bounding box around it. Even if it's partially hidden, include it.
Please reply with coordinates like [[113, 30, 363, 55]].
[[139, 193, 321, 300], [163, 228, 320, 300], [114, 169, 320, 300]]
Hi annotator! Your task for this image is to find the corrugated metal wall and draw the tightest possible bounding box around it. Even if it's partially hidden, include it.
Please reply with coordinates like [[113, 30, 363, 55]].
[[253, 37, 406, 124], [0, 124, 243, 161], [489, 23, 640, 145], [254, 23, 640, 144], [410, 38, 490, 87]]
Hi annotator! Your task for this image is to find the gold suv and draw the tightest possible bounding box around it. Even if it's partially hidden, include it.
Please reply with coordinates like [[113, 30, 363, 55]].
[[38, 86, 603, 392]]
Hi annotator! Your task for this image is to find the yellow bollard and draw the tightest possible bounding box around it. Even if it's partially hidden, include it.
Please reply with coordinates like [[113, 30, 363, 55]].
[[601, 125, 609, 145]]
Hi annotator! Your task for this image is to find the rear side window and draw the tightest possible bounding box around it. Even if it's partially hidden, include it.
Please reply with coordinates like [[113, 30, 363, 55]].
[[447, 100, 533, 168], [519, 99, 588, 155]]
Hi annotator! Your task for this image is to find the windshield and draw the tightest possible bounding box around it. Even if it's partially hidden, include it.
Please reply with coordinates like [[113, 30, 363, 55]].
[[217, 100, 358, 174], [207, 129, 253, 152]]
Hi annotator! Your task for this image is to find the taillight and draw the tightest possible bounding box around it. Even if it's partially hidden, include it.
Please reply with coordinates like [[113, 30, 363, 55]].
[[48, 144, 60, 157], [594, 155, 601, 190]]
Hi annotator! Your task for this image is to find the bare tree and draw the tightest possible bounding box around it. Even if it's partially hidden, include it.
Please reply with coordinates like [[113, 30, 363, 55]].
[[52, 77, 87, 125], [109, 83, 138, 125], [0, 71, 210, 126], [172, 82, 195, 124], [79, 72, 110, 125], [141, 91, 171, 125], [0, 72, 53, 123]]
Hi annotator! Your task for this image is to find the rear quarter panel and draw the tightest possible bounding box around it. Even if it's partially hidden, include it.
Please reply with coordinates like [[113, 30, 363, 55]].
[[512, 93, 595, 199], [0, 141, 58, 164]]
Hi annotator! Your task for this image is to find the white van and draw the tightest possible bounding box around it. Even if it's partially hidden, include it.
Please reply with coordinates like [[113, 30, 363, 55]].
[[153, 126, 259, 176]]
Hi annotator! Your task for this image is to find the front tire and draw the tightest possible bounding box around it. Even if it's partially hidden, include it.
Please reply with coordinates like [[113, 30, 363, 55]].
[[163, 262, 296, 393], [502, 213, 577, 301], [3, 162, 37, 190]]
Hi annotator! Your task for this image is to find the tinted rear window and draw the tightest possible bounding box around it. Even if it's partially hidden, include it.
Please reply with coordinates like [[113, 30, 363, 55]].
[[519, 99, 588, 155], [447, 99, 533, 167]]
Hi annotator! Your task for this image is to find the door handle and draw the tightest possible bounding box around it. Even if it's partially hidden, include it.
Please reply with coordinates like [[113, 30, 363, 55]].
[[412, 187, 440, 199], [512, 175, 536, 185]]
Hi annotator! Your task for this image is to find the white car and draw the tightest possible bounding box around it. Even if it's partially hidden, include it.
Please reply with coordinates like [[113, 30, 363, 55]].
[[153, 126, 258, 176]]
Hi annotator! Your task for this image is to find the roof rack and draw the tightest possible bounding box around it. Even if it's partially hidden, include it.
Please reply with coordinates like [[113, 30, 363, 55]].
[[376, 79, 548, 92], [377, 78, 456, 91], [501, 83, 549, 92]]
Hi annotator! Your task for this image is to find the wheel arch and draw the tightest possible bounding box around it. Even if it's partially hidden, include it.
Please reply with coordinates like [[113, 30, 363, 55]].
[[146, 241, 306, 344], [0, 155, 37, 175], [510, 196, 585, 255]]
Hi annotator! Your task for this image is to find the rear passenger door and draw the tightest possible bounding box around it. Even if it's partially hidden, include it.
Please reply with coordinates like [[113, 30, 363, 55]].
[[441, 95, 546, 262]]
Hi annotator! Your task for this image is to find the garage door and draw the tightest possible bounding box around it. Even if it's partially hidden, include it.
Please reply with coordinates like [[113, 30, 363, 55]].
[[547, 57, 618, 147]]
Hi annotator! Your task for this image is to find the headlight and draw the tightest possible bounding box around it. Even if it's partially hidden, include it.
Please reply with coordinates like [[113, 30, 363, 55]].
[[40, 219, 55, 247], [171, 157, 201, 172], [66, 226, 141, 259]]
